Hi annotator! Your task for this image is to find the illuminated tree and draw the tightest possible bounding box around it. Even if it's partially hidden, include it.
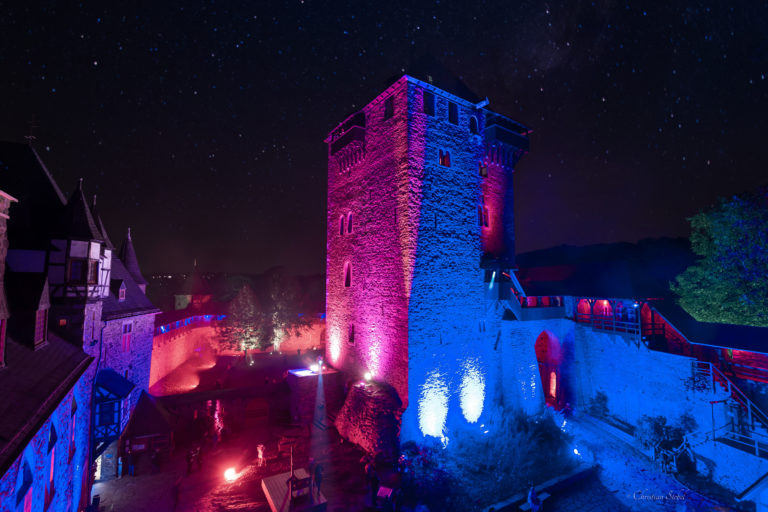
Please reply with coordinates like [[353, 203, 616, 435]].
[[219, 284, 271, 352], [265, 267, 312, 350], [673, 189, 768, 327]]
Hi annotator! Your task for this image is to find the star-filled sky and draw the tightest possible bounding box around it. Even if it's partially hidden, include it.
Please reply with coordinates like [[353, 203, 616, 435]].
[[1, 1, 766, 275]]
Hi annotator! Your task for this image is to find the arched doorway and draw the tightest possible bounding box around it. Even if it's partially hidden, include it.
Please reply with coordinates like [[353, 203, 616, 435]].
[[535, 331, 564, 410]]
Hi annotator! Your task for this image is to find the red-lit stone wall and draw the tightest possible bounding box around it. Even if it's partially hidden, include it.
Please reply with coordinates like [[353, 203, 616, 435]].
[[326, 77, 412, 407], [149, 324, 218, 388]]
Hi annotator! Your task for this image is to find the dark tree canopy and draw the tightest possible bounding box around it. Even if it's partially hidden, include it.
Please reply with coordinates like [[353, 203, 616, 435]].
[[217, 268, 313, 352], [673, 189, 768, 327]]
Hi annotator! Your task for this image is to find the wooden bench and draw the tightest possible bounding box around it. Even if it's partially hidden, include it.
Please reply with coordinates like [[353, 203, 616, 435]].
[[519, 492, 550, 511]]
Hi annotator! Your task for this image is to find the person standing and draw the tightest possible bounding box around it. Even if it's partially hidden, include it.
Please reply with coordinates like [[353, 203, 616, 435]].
[[126, 448, 135, 477], [527, 483, 541, 512]]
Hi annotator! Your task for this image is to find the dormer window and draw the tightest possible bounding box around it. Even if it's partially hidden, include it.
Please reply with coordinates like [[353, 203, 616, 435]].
[[68, 259, 98, 284], [34, 309, 48, 345], [118, 287, 126, 301]]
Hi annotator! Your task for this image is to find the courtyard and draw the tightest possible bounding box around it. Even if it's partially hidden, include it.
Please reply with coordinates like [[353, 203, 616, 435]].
[[90, 351, 746, 512]]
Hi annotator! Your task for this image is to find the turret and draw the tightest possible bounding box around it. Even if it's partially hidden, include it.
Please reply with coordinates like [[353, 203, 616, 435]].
[[118, 228, 148, 294]]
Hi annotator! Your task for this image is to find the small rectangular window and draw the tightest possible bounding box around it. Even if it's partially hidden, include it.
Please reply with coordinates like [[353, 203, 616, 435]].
[[121, 322, 132, 352], [384, 96, 394, 120], [35, 309, 47, 344], [118, 287, 126, 301], [68, 260, 87, 283], [423, 91, 435, 116], [448, 102, 458, 125], [479, 164, 488, 177], [439, 150, 451, 167]]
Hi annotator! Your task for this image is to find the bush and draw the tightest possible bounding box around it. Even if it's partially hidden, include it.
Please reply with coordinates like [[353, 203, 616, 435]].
[[400, 409, 575, 509], [588, 391, 609, 418], [635, 415, 667, 448]]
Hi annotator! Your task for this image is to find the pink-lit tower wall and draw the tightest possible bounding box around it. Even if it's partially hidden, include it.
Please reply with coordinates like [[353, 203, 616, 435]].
[[326, 75, 528, 442]]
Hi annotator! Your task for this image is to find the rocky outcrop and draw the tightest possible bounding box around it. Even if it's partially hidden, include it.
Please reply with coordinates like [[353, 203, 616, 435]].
[[335, 381, 402, 459]]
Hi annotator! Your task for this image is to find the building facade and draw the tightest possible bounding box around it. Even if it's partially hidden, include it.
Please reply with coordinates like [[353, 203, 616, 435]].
[[325, 74, 768, 497], [0, 142, 158, 511]]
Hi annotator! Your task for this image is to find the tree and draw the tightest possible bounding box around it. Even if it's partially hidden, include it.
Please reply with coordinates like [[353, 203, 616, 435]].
[[672, 189, 768, 327], [265, 267, 313, 350], [218, 284, 271, 352]]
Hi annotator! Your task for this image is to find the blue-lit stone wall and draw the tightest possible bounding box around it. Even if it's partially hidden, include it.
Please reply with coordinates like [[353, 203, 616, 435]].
[[0, 367, 93, 512]]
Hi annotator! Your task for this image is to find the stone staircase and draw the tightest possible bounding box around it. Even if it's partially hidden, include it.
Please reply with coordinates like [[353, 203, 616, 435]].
[[689, 361, 768, 458]]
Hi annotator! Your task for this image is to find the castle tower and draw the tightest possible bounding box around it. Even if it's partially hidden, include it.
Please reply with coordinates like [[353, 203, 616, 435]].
[[325, 72, 529, 441]]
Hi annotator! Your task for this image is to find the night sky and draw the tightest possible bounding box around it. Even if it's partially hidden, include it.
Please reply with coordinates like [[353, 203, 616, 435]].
[[1, 1, 766, 275]]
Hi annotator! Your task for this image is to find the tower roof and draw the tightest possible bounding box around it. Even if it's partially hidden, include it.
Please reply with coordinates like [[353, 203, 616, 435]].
[[401, 55, 482, 104], [118, 228, 148, 287], [90, 194, 115, 249], [56, 178, 103, 242], [0, 142, 67, 248]]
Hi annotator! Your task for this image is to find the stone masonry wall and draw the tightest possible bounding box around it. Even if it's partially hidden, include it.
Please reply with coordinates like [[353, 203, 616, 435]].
[[0, 368, 93, 512], [149, 324, 218, 388], [403, 81, 505, 442], [102, 313, 155, 431], [326, 77, 411, 406]]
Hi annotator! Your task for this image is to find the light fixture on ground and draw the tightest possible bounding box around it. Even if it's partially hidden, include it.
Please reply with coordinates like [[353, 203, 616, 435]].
[[224, 467, 239, 482]]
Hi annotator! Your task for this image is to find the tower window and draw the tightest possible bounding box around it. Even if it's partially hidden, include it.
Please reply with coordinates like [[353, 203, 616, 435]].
[[339, 215, 345, 236], [344, 263, 352, 287], [347, 212, 353, 233], [348, 324, 355, 345], [118, 286, 126, 302], [448, 102, 458, 125], [469, 116, 479, 134], [479, 164, 488, 177], [439, 150, 451, 167], [478, 196, 489, 228], [423, 91, 435, 116], [384, 96, 394, 120]]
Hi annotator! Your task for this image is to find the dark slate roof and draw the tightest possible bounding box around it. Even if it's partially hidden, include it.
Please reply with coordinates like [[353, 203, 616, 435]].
[[515, 238, 693, 299], [95, 369, 134, 398], [118, 229, 147, 286], [5, 272, 49, 311], [123, 391, 173, 438], [401, 54, 482, 103], [102, 258, 160, 320], [0, 334, 92, 475], [55, 180, 103, 241], [0, 142, 66, 249], [653, 301, 768, 354]]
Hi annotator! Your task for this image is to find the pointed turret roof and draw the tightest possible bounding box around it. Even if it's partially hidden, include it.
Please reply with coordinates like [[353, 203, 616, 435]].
[[0, 142, 67, 248], [90, 194, 115, 249], [118, 227, 147, 287], [55, 178, 103, 241]]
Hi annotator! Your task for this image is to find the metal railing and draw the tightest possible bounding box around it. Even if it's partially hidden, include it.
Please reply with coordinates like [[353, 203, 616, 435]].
[[694, 361, 768, 436], [723, 430, 768, 458], [575, 313, 641, 335]]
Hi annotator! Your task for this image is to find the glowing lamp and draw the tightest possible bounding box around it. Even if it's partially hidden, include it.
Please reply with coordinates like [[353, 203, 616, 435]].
[[573, 448, 580, 456], [309, 363, 320, 373], [363, 371, 372, 382], [224, 467, 238, 482]]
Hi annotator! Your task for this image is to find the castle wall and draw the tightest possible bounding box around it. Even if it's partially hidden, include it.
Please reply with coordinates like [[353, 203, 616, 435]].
[[0, 369, 93, 512], [149, 324, 218, 388], [101, 313, 155, 430], [326, 78, 411, 405], [402, 82, 504, 442]]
